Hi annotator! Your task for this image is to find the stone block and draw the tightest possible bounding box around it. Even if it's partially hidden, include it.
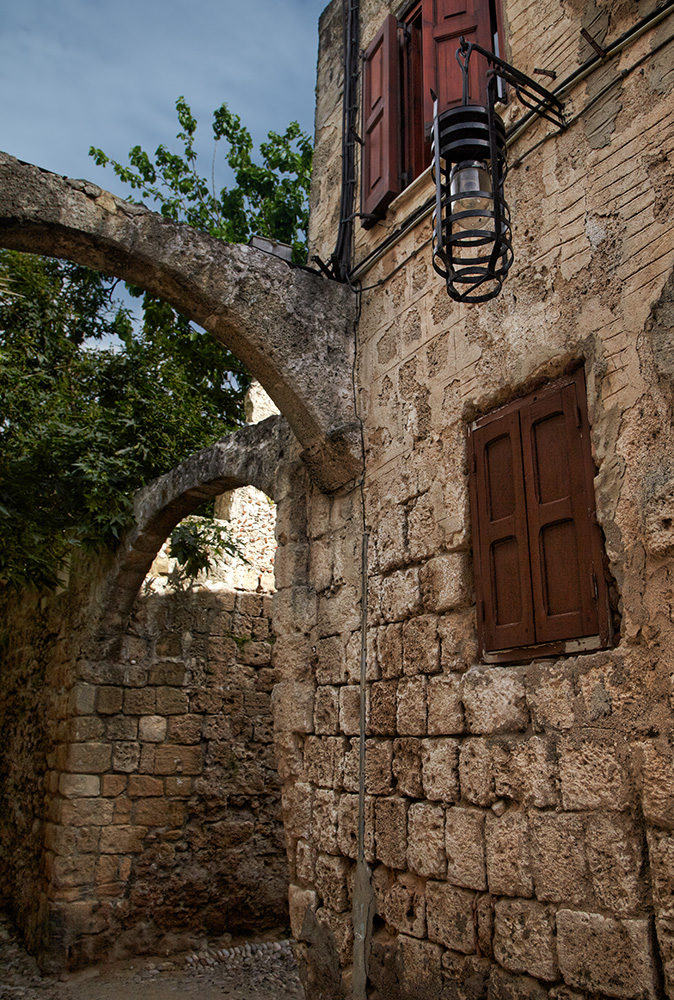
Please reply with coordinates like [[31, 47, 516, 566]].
[[393, 738, 424, 798], [375, 796, 408, 869], [376, 504, 407, 572], [462, 669, 528, 735], [426, 881, 476, 953], [459, 739, 495, 807], [525, 663, 576, 731], [446, 807, 486, 890], [166, 714, 201, 744], [274, 732, 305, 782], [421, 738, 460, 802], [408, 802, 446, 878], [295, 838, 317, 882], [380, 567, 422, 622], [560, 737, 632, 811], [273, 633, 314, 683], [50, 852, 96, 889], [407, 488, 444, 561], [281, 781, 313, 841], [69, 683, 96, 716], [365, 739, 394, 794], [485, 811, 533, 897], [154, 744, 203, 775], [304, 735, 342, 788], [647, 828, 674, 917], [427, 675, 464, 735], [487, 967, 549, 1000], [419, 552, 471, 613], [149, 661, 187, 685], [123, 688, 156, 715], [492, 736, 560, 808], [402, 615, 440, 675], [341, 738, 360, 792], [65, 742, 111, 774], [368, 679, 397, 735], [134, 798, 184, 827], [155, 686, 189, 715], [314, 853, 350, 912], [397, 676, 427, 735], [529, 812, 589, 906], [60, 798, 115, 827], [315, 634, 347, 685], [112, 741, 140, 773], [441, 952, 491, 1000], [493, 899, 558, 981], [288, 885, 318, 940], [635, 739, 674, 829], [398, 934, 443, 999], [106, 714, 138, 741], [164, 775, 192, 797], [127, 775, 163, 797], [378, 623, 403, 678], [312, 788, 339, 854], [556, 910, 658, 999], [59, 773, 99, 799], [337, 793, 375, 862], [96, 685, 124, 715], [586, 813, 645, 916], [100, 774, 126, 797], [138, 715, 167, 743], [271, 681, 315, 734], [339, 685, 360, 735], [437, 612, 477, 673], [380, 871, 427, 938], [314, 685, 340, 734]]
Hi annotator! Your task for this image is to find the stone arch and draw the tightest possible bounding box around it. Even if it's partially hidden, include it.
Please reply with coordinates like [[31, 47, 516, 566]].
[[96, 413, 292, 637], [0, 151, 360, 492]]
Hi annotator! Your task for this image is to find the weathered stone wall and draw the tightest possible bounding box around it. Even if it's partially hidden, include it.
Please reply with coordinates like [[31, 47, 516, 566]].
[[288, 0, 674, 997], [0, 575, 286, 971]]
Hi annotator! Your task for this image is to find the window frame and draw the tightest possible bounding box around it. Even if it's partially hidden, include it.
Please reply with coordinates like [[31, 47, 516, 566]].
[[467, 368, 613, 665]]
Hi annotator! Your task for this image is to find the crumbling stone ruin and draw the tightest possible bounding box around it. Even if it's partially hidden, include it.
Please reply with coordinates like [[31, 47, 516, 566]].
[[1, 0, 674, 997]]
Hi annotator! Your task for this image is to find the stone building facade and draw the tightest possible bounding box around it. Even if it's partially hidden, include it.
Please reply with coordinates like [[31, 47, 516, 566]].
[[275, 1, 674, 998], [1, 0, 674, 997]]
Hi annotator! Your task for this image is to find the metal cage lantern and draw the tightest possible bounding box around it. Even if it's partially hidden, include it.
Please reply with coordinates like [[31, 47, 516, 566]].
[[431, 39, 564, 303], [432, 50, 512, 302]]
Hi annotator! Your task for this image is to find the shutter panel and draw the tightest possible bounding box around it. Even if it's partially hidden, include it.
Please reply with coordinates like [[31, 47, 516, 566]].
[[519, 372, 603, 645], [361, 15, 401, 223], [469, 410, 536, 654], [421, 0, 494, 133]]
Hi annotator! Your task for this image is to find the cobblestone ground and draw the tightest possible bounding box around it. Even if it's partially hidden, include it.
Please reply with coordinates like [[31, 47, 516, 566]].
[[0, 917, 305, 1000]]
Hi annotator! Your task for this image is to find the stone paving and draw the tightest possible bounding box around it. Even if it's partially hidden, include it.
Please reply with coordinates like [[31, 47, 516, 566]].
[[0, 916, 305, 1000]]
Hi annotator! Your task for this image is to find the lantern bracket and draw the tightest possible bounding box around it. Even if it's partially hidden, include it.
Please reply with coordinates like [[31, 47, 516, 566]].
[[457, 36, 565, 130]]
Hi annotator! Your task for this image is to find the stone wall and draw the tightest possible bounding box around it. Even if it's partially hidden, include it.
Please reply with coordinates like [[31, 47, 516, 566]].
[[0, 576, 287, 971], [284, 0, 674, 997]]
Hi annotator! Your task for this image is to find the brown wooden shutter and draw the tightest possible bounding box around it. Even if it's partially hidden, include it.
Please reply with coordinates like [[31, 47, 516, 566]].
[[361, 15, 401, 223], [519, 372, 605, 645], [421, 0, 494, 133], [469, 410, 536, 654]]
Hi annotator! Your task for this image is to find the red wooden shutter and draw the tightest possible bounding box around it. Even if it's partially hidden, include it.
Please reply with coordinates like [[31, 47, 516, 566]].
[[469, 410, 536, 654], [421, 0, 494, 133], [519, 372, 604, 645], [361, 15, 401, 223]]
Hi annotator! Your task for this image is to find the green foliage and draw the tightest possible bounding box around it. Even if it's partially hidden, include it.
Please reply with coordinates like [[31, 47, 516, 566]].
[[1, 98, 311, 591], [0, 250, 249, 590], [90, 96, 313, 263], [167, 516, 248, 591]]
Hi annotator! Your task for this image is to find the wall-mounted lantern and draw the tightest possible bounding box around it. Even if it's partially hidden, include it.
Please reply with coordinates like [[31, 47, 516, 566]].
[[431, 38, 564, 303]]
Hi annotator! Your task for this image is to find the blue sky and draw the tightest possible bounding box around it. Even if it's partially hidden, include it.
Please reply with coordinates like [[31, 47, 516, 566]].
[[1, 0, 330, 201]]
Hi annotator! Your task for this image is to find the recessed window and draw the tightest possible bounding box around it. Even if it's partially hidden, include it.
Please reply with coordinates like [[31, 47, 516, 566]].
[[361, 0, 504, 225], [468, 369, 613, 664]]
